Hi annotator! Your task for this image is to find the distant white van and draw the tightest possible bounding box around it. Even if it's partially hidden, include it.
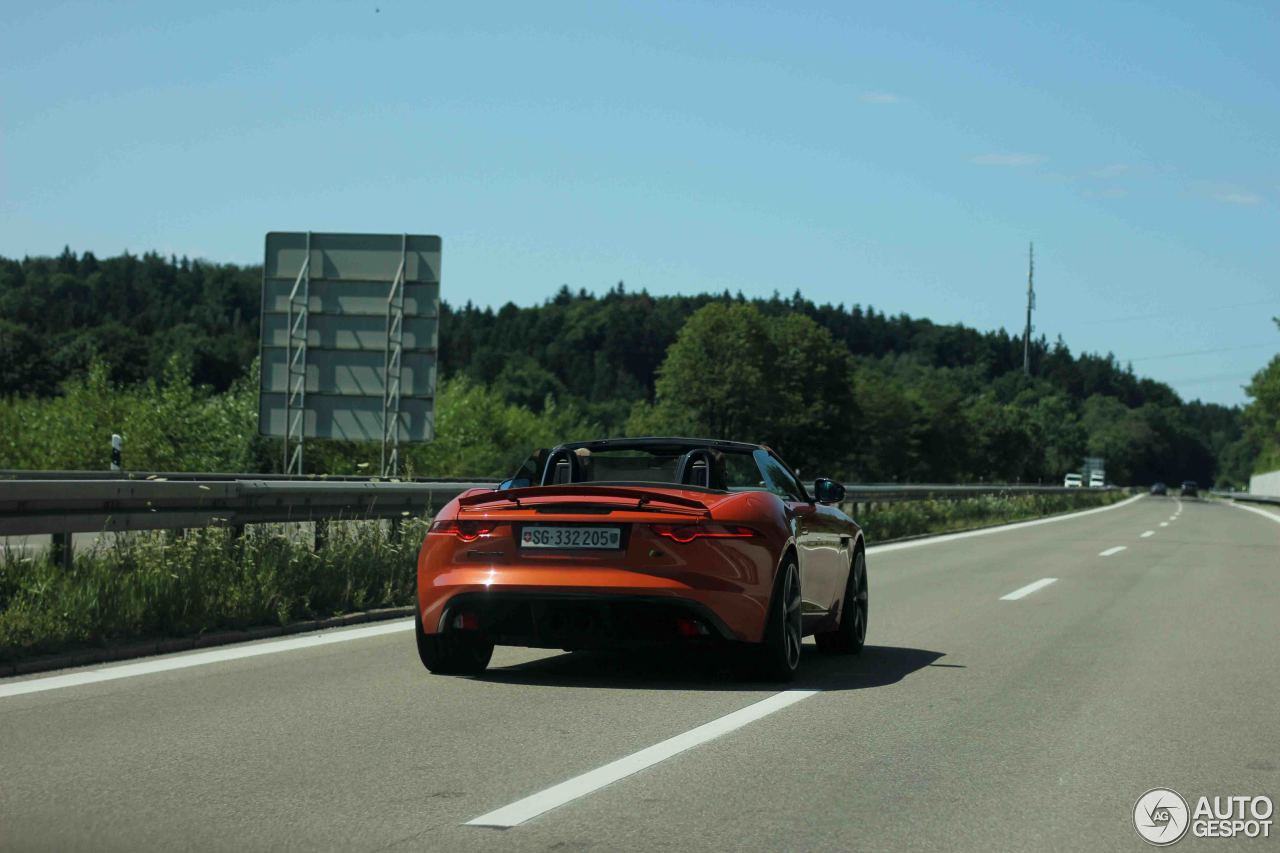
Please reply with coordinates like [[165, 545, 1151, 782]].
[[1064, 473, 1083, 488], [1089, 472, 1105, 488]]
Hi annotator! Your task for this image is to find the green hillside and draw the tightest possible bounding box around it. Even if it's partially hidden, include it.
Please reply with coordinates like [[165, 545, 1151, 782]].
[[0, 248, 1266, 485]]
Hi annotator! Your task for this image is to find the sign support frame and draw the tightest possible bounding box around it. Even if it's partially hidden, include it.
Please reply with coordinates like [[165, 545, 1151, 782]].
[[283, 232, 311, 475], [381, 234, 407, 477]]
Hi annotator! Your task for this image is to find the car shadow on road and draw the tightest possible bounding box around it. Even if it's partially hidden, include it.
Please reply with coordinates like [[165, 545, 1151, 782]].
[[474, 644, 950, 693]]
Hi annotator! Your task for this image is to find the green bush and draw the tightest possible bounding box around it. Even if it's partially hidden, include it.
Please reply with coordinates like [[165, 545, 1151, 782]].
[[0, 357, 265, 472], [0, 364, 597, 478]]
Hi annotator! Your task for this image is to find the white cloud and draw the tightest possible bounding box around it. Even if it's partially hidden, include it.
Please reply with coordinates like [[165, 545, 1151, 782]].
[[859, 92, 901, 104], [1213, 191, 1261, 206], [1091, 163, 1129, 178], [971, 153, 1046, 167]]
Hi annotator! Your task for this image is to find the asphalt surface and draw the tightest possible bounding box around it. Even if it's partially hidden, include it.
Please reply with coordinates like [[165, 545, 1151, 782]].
[[1, 495, 1277, 852]]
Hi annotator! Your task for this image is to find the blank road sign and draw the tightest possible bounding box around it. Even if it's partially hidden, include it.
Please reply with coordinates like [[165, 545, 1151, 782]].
[[258, 232, 440, 442]]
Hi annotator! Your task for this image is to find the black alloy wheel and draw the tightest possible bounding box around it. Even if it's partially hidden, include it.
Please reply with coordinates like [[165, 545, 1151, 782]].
[[755, 557, 802, 681], [816, 548, 868, 655]]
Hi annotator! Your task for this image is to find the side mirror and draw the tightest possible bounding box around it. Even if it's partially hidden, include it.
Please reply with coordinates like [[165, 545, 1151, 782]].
[[814, 478, 845, 504], [498, 477, 531, 490]]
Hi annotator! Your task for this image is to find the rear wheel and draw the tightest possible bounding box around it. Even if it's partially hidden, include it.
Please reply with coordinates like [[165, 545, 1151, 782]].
[[753, 556, 802, 682], [815, 548, 867, 655], [415, 611, 494, 675]]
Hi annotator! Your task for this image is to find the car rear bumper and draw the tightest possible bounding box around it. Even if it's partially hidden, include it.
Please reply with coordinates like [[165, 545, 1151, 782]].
[[433, 590, 743, 649], [418, 566, 769, 644]]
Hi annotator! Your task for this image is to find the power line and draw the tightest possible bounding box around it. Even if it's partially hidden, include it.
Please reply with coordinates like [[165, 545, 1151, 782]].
[[1163, 372, 1256, 387], [1081, 298, 1280, 326], [1126, 343, 1274, 361]]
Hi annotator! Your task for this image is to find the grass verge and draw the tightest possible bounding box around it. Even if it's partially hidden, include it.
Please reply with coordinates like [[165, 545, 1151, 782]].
[[0, 519, 427, 664], [856, 489, 1127, 543]]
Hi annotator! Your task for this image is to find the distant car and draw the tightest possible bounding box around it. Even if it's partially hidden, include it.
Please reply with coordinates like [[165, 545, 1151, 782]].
[[1150, 482, 1168, 496], [1064, 473, 1083, 488], [413, 437, 868, 682], [1180, 480, 1199, 497], [1088, 472, 1105, 488]]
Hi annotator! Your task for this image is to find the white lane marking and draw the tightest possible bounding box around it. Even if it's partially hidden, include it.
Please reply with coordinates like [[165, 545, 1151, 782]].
[[0, 620, 413, 700], [1099, 546, 1127, 557], [1140, 531, 1155, 538], [1160, 522, 1169, 527], [1, 494, 1146, 697], [466, 689, 817, 827], [1225, 501, 1280, 526], [870, 493, 1144, 555], [999, 578, 1058, 601]]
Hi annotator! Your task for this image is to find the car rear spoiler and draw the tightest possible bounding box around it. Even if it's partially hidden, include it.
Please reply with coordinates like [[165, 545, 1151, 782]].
[[457, 485, 712, 517]]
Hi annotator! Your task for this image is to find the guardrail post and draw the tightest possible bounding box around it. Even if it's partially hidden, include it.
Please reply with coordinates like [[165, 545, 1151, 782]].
[[49, 533, 73, 570], [314, 520, 329, 552]]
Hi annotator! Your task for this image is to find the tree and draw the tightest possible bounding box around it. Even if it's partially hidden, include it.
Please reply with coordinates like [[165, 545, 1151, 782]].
[[630, 302, 774, 441], [626, 302, 857, 473], [1242, 321, 1280, 473]]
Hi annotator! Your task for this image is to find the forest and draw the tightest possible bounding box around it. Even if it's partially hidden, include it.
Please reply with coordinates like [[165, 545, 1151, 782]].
[[0, 247, 1272, 485]]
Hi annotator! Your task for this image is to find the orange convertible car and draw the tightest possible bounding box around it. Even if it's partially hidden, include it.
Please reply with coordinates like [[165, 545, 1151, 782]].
[[414, 438, 868, 680]]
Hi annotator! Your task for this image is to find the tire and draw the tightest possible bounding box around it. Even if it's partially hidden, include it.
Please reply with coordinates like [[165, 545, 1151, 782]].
[[753, 556, 803, 682], [414, 610, 494, 675], [815, 548, 867, 656]]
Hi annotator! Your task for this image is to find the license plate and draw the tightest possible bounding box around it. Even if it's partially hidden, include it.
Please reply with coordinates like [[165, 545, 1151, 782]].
[[520, 525, 622, 550]]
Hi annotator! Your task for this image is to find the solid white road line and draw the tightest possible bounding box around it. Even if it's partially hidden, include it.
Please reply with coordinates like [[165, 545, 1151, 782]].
[[0, 620, 413, 700], [1141, 531, 1155, 538], [1, 494, 1148, 698], [999, 578, 1058, 601], [1225, 501, 1280, 526], [869, 493, 1144, 555], [1099, 546, 1127, 557], [466, 690, 818, 827]]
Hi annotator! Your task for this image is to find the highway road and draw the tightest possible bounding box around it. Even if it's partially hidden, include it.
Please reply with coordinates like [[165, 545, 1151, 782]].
[[2, 495, 1277, 851]]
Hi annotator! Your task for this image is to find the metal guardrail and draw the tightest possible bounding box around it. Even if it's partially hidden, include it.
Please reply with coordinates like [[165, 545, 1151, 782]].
[[1210, 490, 1280, 506], [0, 473, 1099, 542], [0, 479, 493, 538], [0, 469, 497, 484], [0, 473, 1107, 571]]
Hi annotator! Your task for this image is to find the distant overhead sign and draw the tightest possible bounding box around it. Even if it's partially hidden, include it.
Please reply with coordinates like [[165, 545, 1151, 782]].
[[258, 232, 441, 474]]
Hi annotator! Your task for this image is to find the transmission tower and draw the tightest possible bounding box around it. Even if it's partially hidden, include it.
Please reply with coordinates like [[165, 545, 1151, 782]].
[[1023, 243, 1035, 376]]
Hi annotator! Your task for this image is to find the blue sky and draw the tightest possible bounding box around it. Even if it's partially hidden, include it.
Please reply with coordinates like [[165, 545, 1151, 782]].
[[2, 0, 1276, 405]]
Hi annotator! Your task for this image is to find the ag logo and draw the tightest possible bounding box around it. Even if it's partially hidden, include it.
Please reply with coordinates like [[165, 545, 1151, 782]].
[[1134, 788, 1190, 846]]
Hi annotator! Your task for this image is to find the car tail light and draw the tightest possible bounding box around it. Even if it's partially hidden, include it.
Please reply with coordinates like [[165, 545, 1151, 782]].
[[429, 519, 499, 542], [648, 523, 756, 543]]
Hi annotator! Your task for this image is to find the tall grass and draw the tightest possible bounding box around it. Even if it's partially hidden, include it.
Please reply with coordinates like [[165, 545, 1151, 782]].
[[0, 518, 429, 662]]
